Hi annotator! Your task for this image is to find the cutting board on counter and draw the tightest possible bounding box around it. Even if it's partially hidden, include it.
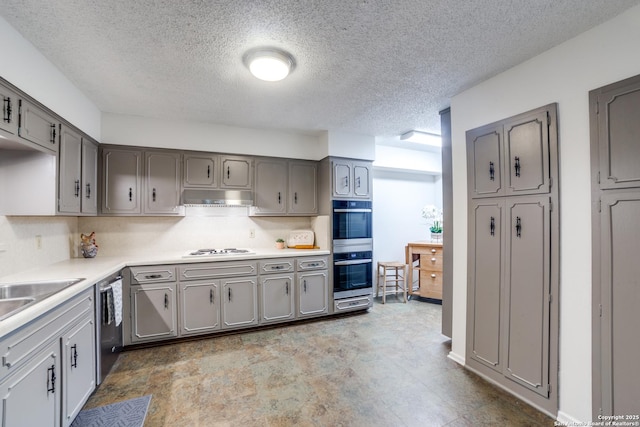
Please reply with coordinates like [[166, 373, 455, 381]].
[[288, 230, 315, 249]]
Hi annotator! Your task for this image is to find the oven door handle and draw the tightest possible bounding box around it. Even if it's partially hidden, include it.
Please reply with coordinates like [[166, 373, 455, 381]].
[[333, 208, 372, 213], [334, 259, 372, 266]]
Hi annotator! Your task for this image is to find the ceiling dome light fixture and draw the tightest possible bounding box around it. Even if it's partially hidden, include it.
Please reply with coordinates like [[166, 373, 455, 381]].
[[244, 48, 295, 82]]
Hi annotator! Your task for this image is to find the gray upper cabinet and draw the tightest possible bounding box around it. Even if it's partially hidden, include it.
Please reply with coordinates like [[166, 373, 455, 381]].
[[289, 160, 318, 215], [331, 158, 372, 199], [596, 79, 640, 189], [58, 126, 97, 215], [183, 153, 218, 187], [252, 158, 318, 216], [58, 126, 83, 214], [468, 105, 555, 199], [19, 99, 59, 153], [101, 148, 142, 215], [144, 150, 182, 215], [467, 124, 503, 198], [220, 155, 253, 189], [0, 82, 19, 137], [254, 158, 287, 215]]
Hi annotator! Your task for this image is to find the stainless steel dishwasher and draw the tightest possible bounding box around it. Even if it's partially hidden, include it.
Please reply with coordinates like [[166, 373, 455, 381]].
[[95, 272, 123, 385]]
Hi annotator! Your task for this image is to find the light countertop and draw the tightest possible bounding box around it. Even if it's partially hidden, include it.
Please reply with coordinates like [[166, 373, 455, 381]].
[[0, 248, 330, 338]]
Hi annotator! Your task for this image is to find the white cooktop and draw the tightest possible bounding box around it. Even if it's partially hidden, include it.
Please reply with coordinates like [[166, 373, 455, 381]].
[[182, 248, 255, 258]]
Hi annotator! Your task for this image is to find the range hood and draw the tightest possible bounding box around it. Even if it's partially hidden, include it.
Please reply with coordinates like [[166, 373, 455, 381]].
[[182, 189, 254, 207]]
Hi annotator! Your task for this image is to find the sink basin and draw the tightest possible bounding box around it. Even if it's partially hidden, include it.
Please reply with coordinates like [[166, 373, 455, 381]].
[[0, 278, 85, 320], [0, 278, 85, 300], [0, 298, 36, 321]]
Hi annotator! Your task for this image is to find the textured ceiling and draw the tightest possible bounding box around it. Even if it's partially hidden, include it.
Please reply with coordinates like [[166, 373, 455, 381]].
[[1, 0, 638, 142]]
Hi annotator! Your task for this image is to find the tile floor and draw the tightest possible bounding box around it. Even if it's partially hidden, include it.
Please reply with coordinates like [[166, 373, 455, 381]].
[[84, 297, 555, 426]]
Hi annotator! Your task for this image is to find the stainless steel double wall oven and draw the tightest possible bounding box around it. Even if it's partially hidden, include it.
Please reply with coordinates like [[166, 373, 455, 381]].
[[332, 200, 374, 303]]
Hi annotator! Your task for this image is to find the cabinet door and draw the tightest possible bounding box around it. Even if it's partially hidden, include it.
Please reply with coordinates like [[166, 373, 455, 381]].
[[289, 161, 318, 214], [62, 316, 96, 427], [254, 159, 287, 215], [467, 124, 503, 198], [332, 161, 352, 197], [353, 162, 371, 198], [180, 281, 220, 335], [597, 79, 640, 189], [0, 83, 19, 136], [58, 126, 82, 214], [0, 340, 60, 427], [131, 284, 177, 343], [504, 109, 550, 196], [19, 99, 59, 152], [467, 200, 503, 372], [184, 153, 218, 187], [298, 271, 328, 317], [221, 156, 253, 189], [221, 277, 258, 329], [144, 150, 182, 215], [81, 139, 98, 214], [503, 196, 551, 397], [260, 275, 295, 324], [102, 148, 142, 214]]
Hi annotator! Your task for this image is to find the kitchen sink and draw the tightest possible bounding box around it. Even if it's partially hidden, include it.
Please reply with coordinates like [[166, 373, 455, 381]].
[[0, 278, 85, 321]]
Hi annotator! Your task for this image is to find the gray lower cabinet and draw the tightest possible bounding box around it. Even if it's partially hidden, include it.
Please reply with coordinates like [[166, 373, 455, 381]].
[[62, 315, 96, 426], [297, 270, 329, 318], [180, 280, 220, 335], [130, 283, 178, 343], [260, 274, 295, 324], [221, 277, 258, 329], [0, 288, 95, 427], [58, 126, 98, 215]]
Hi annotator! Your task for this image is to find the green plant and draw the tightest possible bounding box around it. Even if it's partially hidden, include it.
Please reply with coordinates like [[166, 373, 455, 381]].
[[430, 221, 442, 233], [276, 238, 285, 243]]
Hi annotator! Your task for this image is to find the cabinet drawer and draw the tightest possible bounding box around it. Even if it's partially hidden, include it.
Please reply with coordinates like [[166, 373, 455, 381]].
[[179, 261, 257, 281], [420, 254, 443, 271], [259, 259, 294, 274], [334, 295, 372, 312], [297, 257, 328, 271], [0, 288, 93, 379], [129, 266, 176, 284], [419, 271, 443, 300]]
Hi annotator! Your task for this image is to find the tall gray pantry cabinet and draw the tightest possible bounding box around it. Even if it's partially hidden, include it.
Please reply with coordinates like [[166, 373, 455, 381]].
[[590, 74, 640, 418], [465, 104, 559, 416]]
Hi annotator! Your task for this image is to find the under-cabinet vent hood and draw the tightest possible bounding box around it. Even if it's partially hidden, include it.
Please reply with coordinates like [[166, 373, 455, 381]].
[[182, 189, 254, 207]]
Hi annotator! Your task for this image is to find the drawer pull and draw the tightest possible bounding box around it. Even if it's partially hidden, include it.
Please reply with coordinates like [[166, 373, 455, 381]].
[[431, 274, 437, 278], [431, 249, 436, 254], [431, 257, 436, 262], [145, 274, 162, 279]]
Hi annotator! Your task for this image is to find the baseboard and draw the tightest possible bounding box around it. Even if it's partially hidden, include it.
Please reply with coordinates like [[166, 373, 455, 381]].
[[556, 411, 583, 425], [447, 350, 465, 366]]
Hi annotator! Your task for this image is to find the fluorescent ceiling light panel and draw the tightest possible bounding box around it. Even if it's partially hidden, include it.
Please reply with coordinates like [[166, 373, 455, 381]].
[[400, 130, 441, 147]]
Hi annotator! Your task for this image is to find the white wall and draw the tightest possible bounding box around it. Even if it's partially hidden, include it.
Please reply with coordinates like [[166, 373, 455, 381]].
[[321, 130, 376, 160], [102, 113, 326, 160], [450, 4, 640, 423], [0, 16, 101, 140]]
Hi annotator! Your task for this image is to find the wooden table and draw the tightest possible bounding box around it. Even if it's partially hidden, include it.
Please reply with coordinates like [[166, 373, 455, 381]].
[[405, 241, 444, 300]]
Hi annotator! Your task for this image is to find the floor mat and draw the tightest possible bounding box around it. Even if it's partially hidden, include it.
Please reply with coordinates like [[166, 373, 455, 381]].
[[71, 395, 152, 427]]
